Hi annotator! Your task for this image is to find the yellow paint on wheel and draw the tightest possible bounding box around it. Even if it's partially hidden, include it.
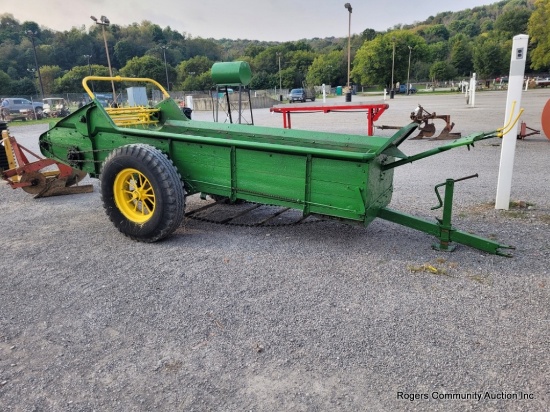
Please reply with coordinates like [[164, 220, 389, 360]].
[[113, 168, 156, 223]]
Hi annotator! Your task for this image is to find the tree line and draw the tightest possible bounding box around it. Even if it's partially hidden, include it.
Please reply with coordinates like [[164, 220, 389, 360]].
[[0, 0, 548, 97]]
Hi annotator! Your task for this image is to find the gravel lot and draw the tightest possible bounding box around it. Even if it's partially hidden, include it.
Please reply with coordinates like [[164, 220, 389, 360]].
[[1, 89, 549, 411]]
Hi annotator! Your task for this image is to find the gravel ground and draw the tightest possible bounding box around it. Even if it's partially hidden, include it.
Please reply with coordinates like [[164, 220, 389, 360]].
[[1, 90, 549, 411]]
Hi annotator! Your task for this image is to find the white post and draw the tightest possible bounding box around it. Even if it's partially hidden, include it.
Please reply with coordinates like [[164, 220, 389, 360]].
[[322, 83, 326, 103], [383, 88, 387, 100], [185, 95, 194, 110], [469, 73, 476, 107], [495, 34, 529, 210]]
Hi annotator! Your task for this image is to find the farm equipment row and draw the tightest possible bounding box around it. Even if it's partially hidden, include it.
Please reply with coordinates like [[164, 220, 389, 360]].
[[2, 75, 519, 256]]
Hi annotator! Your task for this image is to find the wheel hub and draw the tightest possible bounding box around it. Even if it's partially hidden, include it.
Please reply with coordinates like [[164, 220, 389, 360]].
[[113, 168, 156, 223]]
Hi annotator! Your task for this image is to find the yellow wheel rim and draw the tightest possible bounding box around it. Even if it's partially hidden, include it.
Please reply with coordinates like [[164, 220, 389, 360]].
[[113, 168, 156, 223]]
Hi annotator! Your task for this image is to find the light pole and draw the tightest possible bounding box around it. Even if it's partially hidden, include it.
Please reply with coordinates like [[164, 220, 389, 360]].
[[160, 45, 170, 91], [390, 37, 396, 99], [276, 52, 282, 99], [344, 3, 352, 101], [407, 46, 412, 95], [83, 54, 92, 75], [91, 15, 116, 103], [26, 30, 45, 100], [84, 54, 94, 93]]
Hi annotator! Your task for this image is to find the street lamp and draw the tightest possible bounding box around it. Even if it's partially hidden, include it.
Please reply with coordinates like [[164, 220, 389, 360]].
[[84, 54, 94, 93], [160, 45, 170, 91], [344, 3, 352, 100], [390, 37, 396, 99], [90, 15, 116, 103], [276, 52, 282, 97], [26, 30, 45, 100], [83, 54, 92, 75], [407, 45, 412, 95]]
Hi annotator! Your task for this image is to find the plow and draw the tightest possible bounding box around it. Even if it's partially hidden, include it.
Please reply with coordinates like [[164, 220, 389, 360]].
[[1, 74, 522, 256], [408, 104, 462, 140], [377, 104, 461, 140], [1, 122, 93, 197]]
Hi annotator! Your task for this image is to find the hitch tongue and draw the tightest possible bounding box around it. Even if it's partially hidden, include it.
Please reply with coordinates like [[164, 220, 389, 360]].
[[428, 173, 514, 256]]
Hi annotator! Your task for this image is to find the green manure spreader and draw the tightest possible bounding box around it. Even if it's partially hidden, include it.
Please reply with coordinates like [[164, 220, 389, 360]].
[[36, 76, 515, 256]]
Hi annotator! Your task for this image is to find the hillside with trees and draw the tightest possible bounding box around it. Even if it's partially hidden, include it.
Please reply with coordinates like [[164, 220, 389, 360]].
[[0, 0, 547, 97]]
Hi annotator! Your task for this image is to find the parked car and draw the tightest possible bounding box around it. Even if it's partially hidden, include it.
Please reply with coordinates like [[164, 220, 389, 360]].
[[0, 97, 44, 120], [288, 88, 316, 103], [396, 84, 417, 94]]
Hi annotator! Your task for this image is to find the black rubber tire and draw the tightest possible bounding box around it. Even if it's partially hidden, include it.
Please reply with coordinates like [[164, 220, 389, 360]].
[[100, 144, 185, 242]]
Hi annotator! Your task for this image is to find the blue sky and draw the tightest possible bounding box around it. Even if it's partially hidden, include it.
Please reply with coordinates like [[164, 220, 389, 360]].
[[5, 0, 500, 42]]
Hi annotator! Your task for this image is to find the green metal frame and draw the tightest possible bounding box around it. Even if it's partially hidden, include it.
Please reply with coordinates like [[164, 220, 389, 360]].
[[377, 172, 515, 257], [37, 76, 515, 256]]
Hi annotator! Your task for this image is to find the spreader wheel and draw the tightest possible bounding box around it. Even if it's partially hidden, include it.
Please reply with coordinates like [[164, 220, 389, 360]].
[[101, 144, 185, 242]]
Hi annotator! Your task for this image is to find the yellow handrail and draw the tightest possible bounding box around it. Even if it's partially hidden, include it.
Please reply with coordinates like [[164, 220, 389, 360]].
[[82, 76, 170, 101]]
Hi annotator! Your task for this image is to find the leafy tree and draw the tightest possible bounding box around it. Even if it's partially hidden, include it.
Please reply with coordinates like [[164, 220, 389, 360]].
[[423, 24, 450, 43], [495, 8, 531, 37], [0, 13, 23, 43], [115, 39, 147, 67], [119, 55, 168, 85], [429, 61, 456, 82], [279, 67, 297, 90], [186, 38, 222, 61], [481, 20, 494, 33], [89, 26, 119, 69], [361, 29, 377, 41], [0, 70, 11, 94], [412, 61, 431, 83], [243, 44, 266, 58], [352, 31, 428, 88], [252, 48, 281, 74], [427, 41, 449, 62], [176, 56, 214, 87], [55, 65, 111, 93], [181, 71, 212, 91], [0, 40, 19, 74], [51, 27, 95, 71], [288, 50, 317, 86], [6, 67, 18, 79], [306, 50, 346, 88], [528, 0, 550, 70], [450, 35, 473, 76], [9, 77, 37, 96], [250, 71, 275, 89], [39, 65, 62, 95], [473, 37, 508, 78]]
